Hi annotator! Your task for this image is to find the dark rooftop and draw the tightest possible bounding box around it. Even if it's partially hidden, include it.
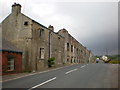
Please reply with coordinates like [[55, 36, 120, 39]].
[[0, 38, 22, 53]]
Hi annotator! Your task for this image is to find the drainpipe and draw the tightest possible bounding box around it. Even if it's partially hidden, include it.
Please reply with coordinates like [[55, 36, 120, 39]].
[[49, 31, 52, 59], [49, 31, 51, 59]]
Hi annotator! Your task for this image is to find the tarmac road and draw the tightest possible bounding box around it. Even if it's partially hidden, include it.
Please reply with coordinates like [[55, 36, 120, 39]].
[[2, 63, 119, 89]]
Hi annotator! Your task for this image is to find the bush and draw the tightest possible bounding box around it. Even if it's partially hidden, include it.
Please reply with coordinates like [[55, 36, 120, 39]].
[[48, 57, 55, 67]]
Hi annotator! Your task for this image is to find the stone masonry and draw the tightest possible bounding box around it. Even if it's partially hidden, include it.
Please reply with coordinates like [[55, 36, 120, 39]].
[[1, 3, 94, 72]]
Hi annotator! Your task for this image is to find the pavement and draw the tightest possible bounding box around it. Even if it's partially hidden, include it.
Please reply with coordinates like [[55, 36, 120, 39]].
[[2, 63, 119, 89]]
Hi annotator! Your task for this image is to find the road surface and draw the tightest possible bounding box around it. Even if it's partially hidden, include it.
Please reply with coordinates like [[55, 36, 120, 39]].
[[2, 63, 119, 89]]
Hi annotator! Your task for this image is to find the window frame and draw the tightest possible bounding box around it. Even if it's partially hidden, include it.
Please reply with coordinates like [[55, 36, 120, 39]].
[[39, 29, 44, 37], [7, 56, 15, 71], [39, 48, 45, 59], [67, 43, 69, 51]]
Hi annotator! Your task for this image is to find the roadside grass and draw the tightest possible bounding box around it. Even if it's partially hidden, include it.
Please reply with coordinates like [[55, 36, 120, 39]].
[[109, 60, 120, 64]]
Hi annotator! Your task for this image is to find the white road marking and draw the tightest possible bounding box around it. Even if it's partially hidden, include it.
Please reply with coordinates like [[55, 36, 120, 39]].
[[65, 68, 78, 74], [80, 65, 86, 68], [1, 65, 72, 82], [29, 77, 56, 90]]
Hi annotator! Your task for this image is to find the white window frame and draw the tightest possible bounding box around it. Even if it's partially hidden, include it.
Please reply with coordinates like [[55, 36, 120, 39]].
[[7, 57, 15, 71]]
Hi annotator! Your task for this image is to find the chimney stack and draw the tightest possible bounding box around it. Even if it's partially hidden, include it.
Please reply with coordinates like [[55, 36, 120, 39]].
[[48, 25, 54, 31], [12, 3, 21, 14]]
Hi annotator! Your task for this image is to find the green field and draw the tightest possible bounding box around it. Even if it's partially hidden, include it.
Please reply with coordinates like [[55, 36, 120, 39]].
[[108, 60, 120, 64], [108, 55, 120, 64]]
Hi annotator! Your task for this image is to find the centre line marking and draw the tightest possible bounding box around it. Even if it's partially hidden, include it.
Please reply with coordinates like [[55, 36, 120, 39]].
[[80, 65, 86, 68], [29, 77, 56, 90], [65, 68, 78, 74]]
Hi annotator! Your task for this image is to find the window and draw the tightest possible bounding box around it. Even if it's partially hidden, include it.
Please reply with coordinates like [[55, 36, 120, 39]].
[[77, 48, 78, 54], [39, 29, 44, 37], [81, 50, 83, 53], [40, 30, 42, 37], [67, 59, 69, 62], [67, 56, 69, 62], [7, 57, 15, 71], [24, 21, 28, 26], [67, 43, 69, 51], [40, 48, 45, 59]]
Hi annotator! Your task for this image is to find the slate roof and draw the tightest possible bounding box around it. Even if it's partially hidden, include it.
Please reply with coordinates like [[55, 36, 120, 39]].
[[0, 38, 22, 53]]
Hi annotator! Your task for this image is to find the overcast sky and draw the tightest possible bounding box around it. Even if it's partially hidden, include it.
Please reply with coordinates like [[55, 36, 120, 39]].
[[0, 0, 118, 56]]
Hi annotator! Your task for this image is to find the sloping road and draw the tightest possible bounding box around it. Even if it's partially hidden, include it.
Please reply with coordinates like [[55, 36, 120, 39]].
[[2, 64, 119, 89]]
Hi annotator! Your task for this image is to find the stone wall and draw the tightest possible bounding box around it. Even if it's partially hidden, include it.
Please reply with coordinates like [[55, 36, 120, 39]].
[[2, 4, 33, 71], [31, 21, 50, 71], [58, 28, 93, 64], [50, 31, 64, 66]]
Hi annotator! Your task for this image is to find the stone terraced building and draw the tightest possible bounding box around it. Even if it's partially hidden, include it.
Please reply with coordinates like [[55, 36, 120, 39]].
[[1, 3, 94, 72]]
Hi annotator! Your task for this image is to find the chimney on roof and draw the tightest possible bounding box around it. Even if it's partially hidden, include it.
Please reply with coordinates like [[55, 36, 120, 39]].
[[48, 25, 54, 31], [61, 28, 68, 32], [12, 3, 21, 14]]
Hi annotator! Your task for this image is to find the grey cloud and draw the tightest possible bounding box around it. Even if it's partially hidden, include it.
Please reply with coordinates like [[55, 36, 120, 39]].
[[54, 2, 118, 55], [0, 1, 118, 55]]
